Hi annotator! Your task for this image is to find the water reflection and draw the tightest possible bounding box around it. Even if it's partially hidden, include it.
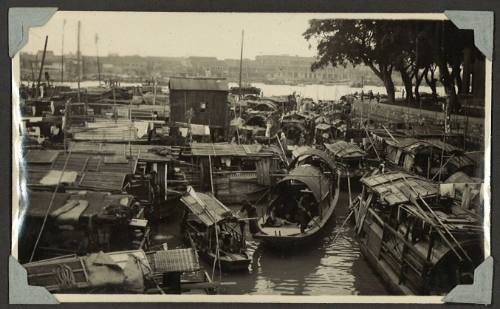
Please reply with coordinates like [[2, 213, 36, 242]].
[[219, 192, 388, 295]]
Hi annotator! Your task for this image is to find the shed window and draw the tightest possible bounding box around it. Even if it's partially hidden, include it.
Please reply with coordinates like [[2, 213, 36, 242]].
[[200, 102, 207, 112]]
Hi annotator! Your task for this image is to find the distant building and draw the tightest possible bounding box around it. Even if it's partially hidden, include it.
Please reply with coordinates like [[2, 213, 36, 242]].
[[169, 77, 229, 138]]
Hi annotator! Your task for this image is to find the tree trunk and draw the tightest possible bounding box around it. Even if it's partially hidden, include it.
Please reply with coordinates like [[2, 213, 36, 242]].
[[414, 67, 428, 106], [425, 67, 438, 105], [438, 62, 459, 113], [399, 68, 414, 104], [367, 62, 395, 103], [382, 70, 396, 103]]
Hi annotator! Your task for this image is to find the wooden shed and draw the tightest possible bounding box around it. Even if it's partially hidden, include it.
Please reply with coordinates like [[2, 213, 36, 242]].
[[169, 77, 229, 140]]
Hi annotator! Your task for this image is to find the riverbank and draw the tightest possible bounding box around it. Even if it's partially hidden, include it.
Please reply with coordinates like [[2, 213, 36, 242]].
[[351, 99, 485, 150]]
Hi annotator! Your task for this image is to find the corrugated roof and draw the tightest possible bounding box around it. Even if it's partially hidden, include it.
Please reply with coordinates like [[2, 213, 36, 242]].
[[361, 171, 438, 206], [68, 142, 178, 163], [78, 171, 127, 192], [187, 142, 274, 157], [324, 141, 366, 159], [25, 150, 60, 164], [180, 187, 232, 226], [278, 165, 331, 202], [169, 77, 228, 91]]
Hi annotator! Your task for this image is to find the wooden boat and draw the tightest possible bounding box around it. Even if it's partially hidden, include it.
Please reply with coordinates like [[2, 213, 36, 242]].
[[324, 140, 368, 179], [23, 248, 216, 294], [18, 191, 150, 263], [249, 148, 340, 249], [180, 186, 251, 272], [179, 142, 285, 205], [353, 170, 484, 295], [378, 137, 477, 181]]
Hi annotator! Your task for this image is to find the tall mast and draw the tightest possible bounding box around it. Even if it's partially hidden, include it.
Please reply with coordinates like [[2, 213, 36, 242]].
[[36, 35, 49, 96], [60, 19, 66, 84], [95, 33, 101, 86], [238, 30, 244, 96], [76, 20, 81, 102]]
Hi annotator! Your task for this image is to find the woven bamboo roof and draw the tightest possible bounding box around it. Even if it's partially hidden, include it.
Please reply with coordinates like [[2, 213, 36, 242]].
[[361, 171, 438, 206], [180, 187, 232, 226], [324, 140, 366, 159]]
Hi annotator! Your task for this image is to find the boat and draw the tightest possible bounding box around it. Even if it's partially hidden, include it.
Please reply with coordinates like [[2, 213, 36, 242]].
[[324, 140, 369, 179], [23, 248, 217, 294], [248, 148, 340, 249], [180, 186, 251, 272], [353, 170, 484, 295], [178, 142, 285, 205], [378, 137, 478, 181], [18, 190, 150, 263]]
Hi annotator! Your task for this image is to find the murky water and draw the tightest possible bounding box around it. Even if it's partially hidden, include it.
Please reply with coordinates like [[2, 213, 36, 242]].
[[216, 191, 388, 295], [152, 190, 389, 295]]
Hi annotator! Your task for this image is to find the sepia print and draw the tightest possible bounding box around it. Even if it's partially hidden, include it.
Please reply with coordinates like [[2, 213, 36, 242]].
[[11, 11, 490, 301]]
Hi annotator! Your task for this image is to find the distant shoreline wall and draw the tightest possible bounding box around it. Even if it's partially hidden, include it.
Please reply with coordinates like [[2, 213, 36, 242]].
[[351, 100, 485, 149]]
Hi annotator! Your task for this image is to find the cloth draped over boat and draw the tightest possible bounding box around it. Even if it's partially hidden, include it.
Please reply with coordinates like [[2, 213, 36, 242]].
[[180, 186, 233, 226], [25, 191, 134, 225], [23, 248, 199, 293], [360, 171, 439, 206], [324, 141, 367, 159], [178, 123, 211, 137], [278, 165, 331, 202]]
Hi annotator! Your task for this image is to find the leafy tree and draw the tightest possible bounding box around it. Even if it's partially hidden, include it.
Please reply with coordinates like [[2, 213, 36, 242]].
[[304, 20, 398, 103]]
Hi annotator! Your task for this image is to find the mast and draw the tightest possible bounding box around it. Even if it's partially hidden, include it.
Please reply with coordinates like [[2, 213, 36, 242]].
[[60, 19, 66, 84], [76, 20, 81, 102], [36, 35, 49, 96], [238, 30, 244, 118], [95, 33, 101, 86], [238, 30, 244, 97]]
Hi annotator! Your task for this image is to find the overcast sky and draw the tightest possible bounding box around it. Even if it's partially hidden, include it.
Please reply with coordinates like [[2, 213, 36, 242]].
[[22, 11, 327, 59]]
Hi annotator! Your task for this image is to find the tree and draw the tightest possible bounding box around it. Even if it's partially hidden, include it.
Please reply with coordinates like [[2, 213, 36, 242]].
[[304, 20, 398, 103], [416, 21, 474, 112]]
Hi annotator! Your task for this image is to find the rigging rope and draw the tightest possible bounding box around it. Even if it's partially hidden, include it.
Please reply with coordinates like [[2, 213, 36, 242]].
[[29, 149, 73, 262]]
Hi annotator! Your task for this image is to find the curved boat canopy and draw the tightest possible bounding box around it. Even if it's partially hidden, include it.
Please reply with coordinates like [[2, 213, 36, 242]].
[[277, 165, 331, 203], [289, 146, 337, 173]]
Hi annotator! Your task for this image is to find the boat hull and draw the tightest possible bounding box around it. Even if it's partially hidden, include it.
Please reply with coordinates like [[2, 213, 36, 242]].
[[253, 182, 340, 249], [202, 251, 251, 272]]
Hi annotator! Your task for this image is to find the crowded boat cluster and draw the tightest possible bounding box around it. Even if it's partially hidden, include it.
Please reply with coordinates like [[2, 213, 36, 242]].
[[17, 76, 485, 296]]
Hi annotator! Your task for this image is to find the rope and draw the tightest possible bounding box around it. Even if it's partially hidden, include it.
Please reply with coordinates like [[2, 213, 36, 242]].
[[29, 149, 73, 262], [331, 210, 354, 243], [401, 176, 471, 262], [54, 264, 76, 288]]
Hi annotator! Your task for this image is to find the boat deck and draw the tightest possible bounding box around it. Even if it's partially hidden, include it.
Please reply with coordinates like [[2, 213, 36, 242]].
[[261, 226, 302, 236]]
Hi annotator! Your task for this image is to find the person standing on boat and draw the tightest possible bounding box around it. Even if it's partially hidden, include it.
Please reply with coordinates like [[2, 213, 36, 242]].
[[279, 131, 288, 154]]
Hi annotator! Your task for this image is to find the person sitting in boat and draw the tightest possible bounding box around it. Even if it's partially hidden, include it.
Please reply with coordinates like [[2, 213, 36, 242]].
[[295, 198, 312, 233]]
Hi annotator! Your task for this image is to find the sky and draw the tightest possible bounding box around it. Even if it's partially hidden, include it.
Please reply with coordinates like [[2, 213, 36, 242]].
[[22, 11, 326, 59]]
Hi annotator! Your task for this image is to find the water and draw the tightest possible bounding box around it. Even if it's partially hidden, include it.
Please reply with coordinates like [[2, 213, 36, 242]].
[[48, 80, 444, 102], [215, 190, 388, 296], [152, 189, 389, 296], [233, 82, 446, 102]]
